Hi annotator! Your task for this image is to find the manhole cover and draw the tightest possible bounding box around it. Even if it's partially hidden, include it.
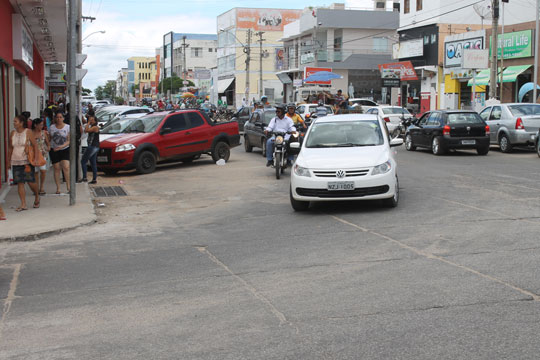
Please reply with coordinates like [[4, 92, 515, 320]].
[[91, 186, 128, 197]]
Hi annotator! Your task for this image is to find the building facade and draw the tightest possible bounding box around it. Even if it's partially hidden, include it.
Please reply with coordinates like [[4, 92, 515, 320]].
[[0, 0, 66, 188], [278, 3, 399, 104], [217, 8, 302, 107], [127, 56, 157, 102]]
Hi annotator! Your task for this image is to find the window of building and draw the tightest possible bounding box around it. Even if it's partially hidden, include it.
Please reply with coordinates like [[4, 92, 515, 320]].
[[431, 34, 437, 44], [373, 37, 388, 52], [416, 0, 422, 11], [393, 2, 400, 11], [376, 1, 385, 9], [191, 47, 203, 58], [209, 48, 213, 52], [404, 0, 410, 13]]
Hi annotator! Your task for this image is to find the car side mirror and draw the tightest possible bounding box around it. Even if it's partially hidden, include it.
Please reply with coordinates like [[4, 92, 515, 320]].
[[289, 141, 301, 155], [254, 122, 263, 127], [390, 138, 404, 147], [160, 127, 172, 135]]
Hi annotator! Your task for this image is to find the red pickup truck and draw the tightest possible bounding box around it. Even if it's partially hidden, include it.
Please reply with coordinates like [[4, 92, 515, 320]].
[[96, 110, 240, 174]]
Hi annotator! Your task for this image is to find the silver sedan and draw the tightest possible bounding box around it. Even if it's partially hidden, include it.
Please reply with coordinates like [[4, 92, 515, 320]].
[[479, 103, 540, 153]]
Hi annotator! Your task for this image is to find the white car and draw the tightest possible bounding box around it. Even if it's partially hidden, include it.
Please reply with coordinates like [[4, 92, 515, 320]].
[[289, 114, 403, 211], [296, 104, 334, 123], [349, 98, 378, 112], [365, 106, 413, 137]]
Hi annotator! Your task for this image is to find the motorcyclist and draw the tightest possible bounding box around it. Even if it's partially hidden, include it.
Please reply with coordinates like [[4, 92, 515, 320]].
[[315, 100, 328, 118], [285, 103, 307, 129], [264, 104, 296, 167], [261, 96, 270, 108]]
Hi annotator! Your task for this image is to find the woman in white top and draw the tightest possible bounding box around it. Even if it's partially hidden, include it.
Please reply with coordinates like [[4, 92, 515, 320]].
[[48, 112, 71, 194]]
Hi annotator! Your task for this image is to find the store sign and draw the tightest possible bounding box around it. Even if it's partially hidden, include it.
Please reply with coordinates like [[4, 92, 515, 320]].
[[491, 30, 533, 59], [378, 61, 418, 81], [300, 53, 315, 65], [382, 78, 400, 87], [236, 9, 301, 31], [304, 66, 332, 85], [12, 14, 33, 70], [194, 69, 212, 79], [293, 79, 303, 87], [396, 39, 423, 59], [444, 36, 484, 68], [462, 49, 489, 69], [445, 68, 475, 79]]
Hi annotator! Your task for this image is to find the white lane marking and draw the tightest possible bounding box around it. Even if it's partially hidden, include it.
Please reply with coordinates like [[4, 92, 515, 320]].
[[329, 215, 540, 301], [196, 247, 297, 331]]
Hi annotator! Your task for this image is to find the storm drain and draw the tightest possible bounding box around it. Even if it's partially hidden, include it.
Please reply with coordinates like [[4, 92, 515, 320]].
[[91, 186, 128, 197]]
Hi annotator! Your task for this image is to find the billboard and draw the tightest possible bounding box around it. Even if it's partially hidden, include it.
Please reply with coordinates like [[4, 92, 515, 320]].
[[304, 66, 332, 85], [445, 36, 484, 68], [236, 9, 301, 31], [491, 30, 533, 60], [378, 61, 418, 81]]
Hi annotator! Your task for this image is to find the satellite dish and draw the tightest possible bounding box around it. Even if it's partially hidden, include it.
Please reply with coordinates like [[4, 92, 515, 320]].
[[473, 0, 492, 29]]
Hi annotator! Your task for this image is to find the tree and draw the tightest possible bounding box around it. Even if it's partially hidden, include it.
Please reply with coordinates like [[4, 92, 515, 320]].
[[94, 80, 116, 100], [158, 75, 195, 95], [114, 96, 124, 105], [82, 87, 92, 96]]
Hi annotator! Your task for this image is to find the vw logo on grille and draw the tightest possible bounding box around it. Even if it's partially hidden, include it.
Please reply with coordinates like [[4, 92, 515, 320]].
[[336, 170, 346, 178]]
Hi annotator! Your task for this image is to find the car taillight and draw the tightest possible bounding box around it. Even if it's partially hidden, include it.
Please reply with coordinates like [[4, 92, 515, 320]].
[[485, 125, 490, 135], [515, 117, 524, 130], [383, 117, 390, 122], [443, 125, 451, 135]]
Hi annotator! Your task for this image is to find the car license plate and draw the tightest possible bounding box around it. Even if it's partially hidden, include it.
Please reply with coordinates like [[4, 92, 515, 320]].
[[97, 156, 108, 163], [462, 140, 476, 145], [327, 182, 355, 191]]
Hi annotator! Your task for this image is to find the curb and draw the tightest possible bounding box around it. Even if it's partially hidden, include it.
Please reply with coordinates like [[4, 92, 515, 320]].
[[0, 217, 98, 243]]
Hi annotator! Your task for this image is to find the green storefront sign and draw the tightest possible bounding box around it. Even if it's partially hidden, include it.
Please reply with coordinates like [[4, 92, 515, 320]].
[[490, 30, 533, 59]]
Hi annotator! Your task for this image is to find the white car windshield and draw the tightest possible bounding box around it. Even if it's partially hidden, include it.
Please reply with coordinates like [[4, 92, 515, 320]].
[[382, 107, 410, 115], [305, 120, 384, 148], [101, 118, 138, 134], [123, 115, 165, 133]]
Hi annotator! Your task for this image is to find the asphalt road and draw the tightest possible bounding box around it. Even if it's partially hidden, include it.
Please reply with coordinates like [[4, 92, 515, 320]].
[[1, 143, 540, 359]]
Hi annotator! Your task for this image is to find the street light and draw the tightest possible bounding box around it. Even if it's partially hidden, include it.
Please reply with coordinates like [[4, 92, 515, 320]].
[[82, 30, 105, 42]]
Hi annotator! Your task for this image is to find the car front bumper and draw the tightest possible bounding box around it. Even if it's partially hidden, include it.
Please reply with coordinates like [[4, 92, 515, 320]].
[[291, 168, 396, 202]]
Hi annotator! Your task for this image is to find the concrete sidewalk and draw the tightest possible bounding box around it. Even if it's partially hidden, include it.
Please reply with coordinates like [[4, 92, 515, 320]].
[[0, 172, 97, 241]]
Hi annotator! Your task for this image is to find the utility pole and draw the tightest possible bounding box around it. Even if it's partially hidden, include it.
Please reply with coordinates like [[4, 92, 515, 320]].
[[181, 36, 189, 89], [499, 0, 505, 101], [534, 0, 539, 102], [489, 0, 499, 100], [255, 31, 265, 98], [67, 0, 78, 205], [244, 29, 252, 103]]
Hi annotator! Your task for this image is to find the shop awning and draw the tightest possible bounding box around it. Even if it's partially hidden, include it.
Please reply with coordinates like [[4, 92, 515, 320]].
[[217, 78, 234, 93], [501, 65, 531, 83], [467, 68, 501, 86]]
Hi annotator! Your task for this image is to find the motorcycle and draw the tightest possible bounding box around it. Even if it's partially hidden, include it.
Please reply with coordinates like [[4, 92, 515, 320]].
[[392, 115, 415, 139], [268, 130, 301, 180]]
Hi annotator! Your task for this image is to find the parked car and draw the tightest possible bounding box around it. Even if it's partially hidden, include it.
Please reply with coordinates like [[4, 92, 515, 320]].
[[296, 104, 334, 123], [479, 103, 540, 153], [289, 114, 403, 211], [95, 106, 153, 127], [405, 110, 490, 155], [97, 110, 240, 175], [366, 106, 413, 137], [243, 108, 276, 157], [349, 98, 378, 112], [231, 106, 253, 132]]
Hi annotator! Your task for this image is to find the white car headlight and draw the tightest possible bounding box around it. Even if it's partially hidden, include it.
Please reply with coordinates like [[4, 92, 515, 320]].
[[294, 164, 311, 177], [372, 161, 392, 175], [115, 144, 136, 152]]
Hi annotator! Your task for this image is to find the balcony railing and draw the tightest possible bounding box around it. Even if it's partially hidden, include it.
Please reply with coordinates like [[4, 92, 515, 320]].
[[284, 48, 391, 70]]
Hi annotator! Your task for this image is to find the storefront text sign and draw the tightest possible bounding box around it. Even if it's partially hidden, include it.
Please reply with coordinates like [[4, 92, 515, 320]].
[[490, 30, 533, 60], [304, 66, 332, 85], [12, 14, 33, 70], [462, 49, 489, 69], [396, 39, 423, 59], [445, 36, 484, 68], [378, 61, 418, 81]]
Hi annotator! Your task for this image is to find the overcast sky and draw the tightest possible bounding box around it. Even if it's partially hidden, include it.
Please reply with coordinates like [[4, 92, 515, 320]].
[[81, 0, 374, 92]]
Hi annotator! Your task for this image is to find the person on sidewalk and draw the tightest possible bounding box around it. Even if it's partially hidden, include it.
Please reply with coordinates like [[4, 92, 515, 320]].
[[81, 115, 100, 184], [7, 115, 40, 211], [0, 205, 5, 220], [49, 111, 70, 194], [32, 118, 50, 195]]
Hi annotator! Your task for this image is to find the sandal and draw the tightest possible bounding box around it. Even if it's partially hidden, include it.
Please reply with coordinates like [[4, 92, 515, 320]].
[[55, 190, 61, 194], [33, 200, 40, 209], [39, 191, 46, 195], [15, 207, 28, 212]]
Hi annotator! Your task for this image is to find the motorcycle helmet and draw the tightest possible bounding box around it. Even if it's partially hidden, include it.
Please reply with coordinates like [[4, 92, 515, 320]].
[[287, 103, 296, 110], [275, 104, 286, 112]]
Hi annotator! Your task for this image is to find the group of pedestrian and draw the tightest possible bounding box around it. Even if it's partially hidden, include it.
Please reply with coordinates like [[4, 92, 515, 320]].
[[3, 102, 100, 220]]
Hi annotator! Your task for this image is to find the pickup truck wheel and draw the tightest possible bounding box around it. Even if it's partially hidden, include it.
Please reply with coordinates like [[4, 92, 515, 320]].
[[212, 141, 230, 162], [499, 133, 513, 153], [244, 136, 253, 152], [136, 151, 157, 174]]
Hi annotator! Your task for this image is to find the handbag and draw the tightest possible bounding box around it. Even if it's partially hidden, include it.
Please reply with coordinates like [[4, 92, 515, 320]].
[[25, 133, 46, 167]]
